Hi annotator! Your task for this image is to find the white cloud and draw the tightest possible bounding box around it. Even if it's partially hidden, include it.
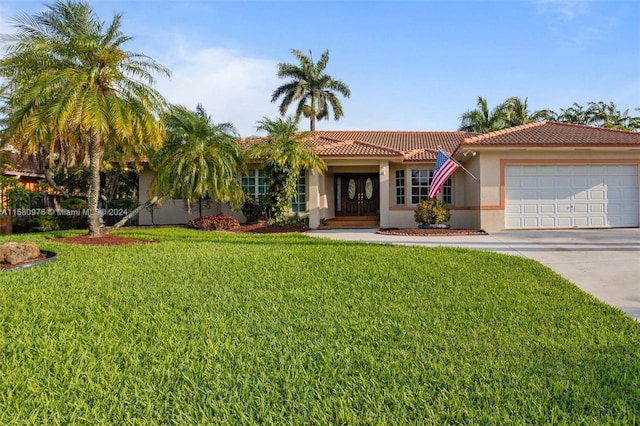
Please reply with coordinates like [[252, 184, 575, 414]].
[[155, 40, 280, 137], [535, 0, 592, 20]]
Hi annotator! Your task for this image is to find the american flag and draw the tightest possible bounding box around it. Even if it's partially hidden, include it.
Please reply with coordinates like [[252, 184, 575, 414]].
[[428, 150, 459, 199]]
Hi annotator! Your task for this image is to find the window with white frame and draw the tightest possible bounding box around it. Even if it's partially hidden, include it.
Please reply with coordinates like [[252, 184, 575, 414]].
[[291, 172, 306, 212], [395, 170, 405, 205], [241, 168, 266, 198], [410, 168, 453, 204], [241, 168, 307, 212]]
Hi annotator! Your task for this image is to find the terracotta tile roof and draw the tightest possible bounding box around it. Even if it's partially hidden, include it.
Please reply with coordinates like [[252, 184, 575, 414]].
[[311, 131, 474, 155], [461, 121, 640, 147], [241, 131, 475, 162], [312, 137, 404, 157]]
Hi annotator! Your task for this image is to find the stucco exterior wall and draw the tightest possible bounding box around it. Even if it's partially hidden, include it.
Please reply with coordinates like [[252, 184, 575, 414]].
[[138, 168, 228, 225]]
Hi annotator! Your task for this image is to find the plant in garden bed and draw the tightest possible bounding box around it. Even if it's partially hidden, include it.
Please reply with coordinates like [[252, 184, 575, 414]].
[[187, 214, 240, 231], [240, 194, 265, 224], [414, 198, 451, 228]]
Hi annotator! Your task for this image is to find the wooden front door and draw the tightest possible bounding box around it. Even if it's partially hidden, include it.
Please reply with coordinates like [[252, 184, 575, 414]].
[[336, 174, 379, 216]]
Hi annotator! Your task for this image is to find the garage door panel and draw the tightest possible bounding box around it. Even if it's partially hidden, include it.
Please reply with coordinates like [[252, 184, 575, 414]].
[[572, 176, 589, 187], [523, 217, 540, 227], [539, 176, 555, 187], [557, 203, 572, 213], [573, 190, 588, 200], [505, 203, 522, 214], [556, 190, 573, 201], [505, 165, 639, 229], [573, 216, 589, 227], [540, 204, 555, 214], [539, 190, 554, 200], [506, 217, 523, 228], [539, 217, 556, 227], [573, 203, 589, 213]]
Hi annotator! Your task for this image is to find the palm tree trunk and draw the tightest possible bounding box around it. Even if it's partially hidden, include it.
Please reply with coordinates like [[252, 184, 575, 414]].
[[310, 94, 316, 131], [44, 169, 70, 199], [109, 195, 159, 230], [87, 135, 104, 236]]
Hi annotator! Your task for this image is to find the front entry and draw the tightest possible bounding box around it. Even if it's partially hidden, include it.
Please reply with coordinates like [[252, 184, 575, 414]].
[[335, 174, 379, 216]]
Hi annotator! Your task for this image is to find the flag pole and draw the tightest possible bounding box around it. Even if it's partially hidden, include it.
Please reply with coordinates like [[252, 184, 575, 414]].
[[438, 148, 480, 182], [452, 159, 479, 182]]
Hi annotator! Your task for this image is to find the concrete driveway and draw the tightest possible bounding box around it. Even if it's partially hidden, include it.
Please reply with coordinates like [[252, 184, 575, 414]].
[[307, 228, 640, 321]]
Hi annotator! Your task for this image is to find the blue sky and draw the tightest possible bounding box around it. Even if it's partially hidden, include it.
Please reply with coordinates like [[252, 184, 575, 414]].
[[1, 0, 639, 137]]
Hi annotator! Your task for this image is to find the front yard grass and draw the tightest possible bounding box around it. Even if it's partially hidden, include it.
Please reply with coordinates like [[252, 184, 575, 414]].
[[1, 227, 638, 424]]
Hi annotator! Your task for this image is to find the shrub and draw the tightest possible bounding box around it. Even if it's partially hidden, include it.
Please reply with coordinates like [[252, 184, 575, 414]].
[[240, 195, 264, 224], [58, 198, 88, 230], [413, 198, 451, 225], [30, 212, 60, 232], [268, 213, 308, 227], [188, 214, 240, 231]]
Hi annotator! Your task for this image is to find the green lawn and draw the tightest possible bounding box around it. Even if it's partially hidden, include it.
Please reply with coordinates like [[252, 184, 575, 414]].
[[1, 228, 638, 424]]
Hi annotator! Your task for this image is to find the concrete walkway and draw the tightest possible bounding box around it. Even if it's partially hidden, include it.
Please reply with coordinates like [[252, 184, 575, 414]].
[[307, 228, 640, 321]]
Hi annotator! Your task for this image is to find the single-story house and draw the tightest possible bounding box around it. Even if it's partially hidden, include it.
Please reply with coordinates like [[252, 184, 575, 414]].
[[137, 121, 640, 232]]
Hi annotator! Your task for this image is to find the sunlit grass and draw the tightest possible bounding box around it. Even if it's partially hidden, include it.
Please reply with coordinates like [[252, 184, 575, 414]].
[[1, 228, 638, 424]]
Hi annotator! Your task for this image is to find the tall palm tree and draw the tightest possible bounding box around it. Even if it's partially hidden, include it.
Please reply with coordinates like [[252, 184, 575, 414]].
[[249, 116, 326, 223], [151, 104, 245, 217], [0, 0, 169, 236], [271, 49, 351, 131], [458, 96, 508, 133], [504, 97, 550, 127]]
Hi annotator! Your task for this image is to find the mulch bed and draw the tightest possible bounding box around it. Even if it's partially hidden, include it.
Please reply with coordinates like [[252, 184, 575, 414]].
[[50, 234, 156, 246], [377, 228, 488, 236], [47, 224, 481, 246]]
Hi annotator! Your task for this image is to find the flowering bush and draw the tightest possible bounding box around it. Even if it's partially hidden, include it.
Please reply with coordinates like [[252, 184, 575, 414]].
[[187, 214, 240, 231], [413, 198, 451, 225]]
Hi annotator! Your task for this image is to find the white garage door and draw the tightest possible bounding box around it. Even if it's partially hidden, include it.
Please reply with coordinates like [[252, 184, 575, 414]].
[[505, 165, 639, 229]]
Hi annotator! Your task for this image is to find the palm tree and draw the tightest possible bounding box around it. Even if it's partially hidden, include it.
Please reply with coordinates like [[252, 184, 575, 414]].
[[271, 49, 351, 131], [586, 101, 637, 130], [458, 96, 508, 133], [0, 0, 169, 236], [557, 102, 589, 125], [249, 116, 326, 223], [504, 97, 549, 127], [151, 104, 245, 217]]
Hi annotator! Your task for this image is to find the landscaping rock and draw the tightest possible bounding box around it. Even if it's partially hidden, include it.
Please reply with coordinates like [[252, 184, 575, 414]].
[[0, 242, 41, 265]]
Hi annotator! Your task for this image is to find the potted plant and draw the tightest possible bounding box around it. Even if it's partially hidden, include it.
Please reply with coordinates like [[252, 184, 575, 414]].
[[413, 198, 451, 229]]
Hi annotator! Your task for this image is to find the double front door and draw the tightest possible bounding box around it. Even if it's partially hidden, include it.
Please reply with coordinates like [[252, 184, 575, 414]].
[[336, 174, 379, 216]]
